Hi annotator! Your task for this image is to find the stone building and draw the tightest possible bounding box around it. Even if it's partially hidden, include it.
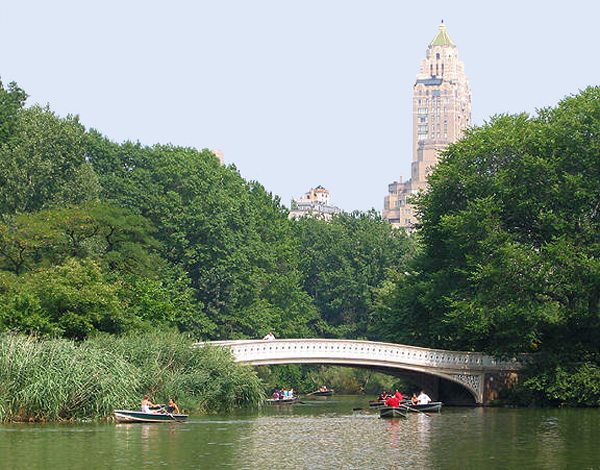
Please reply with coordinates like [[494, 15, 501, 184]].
[[288, 185, 341, 220], [383, 22, 471, 231]]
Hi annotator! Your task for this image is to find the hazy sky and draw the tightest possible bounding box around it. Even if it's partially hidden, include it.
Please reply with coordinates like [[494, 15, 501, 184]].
[[1, 1, 598, 212]]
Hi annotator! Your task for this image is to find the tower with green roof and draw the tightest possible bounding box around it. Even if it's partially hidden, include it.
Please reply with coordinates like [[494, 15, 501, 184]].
[[384, 21, 472, 231]]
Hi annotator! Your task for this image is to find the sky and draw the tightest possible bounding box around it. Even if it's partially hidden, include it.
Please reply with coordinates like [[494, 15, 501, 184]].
[[1, 1, 598, 213]]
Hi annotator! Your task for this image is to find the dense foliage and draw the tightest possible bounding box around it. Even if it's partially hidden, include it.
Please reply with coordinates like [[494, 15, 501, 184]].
[[377, 86, 600, 404], [257, 364, 410, 396], [2, 76, 599, 408], [0, 78, 413, 342], [293, 211, 417, 338]]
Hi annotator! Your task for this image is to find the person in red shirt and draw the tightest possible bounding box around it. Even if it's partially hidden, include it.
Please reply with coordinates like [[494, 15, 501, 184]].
[[394, 389, 404, 401], [385, 394, 401, 408]]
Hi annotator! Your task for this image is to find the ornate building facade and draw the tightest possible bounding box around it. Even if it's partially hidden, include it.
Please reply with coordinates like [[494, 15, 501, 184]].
[[288, 185, 341, 220], [383, 22, 471, 231]]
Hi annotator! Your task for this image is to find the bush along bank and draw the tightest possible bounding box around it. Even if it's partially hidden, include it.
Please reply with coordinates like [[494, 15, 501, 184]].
[[0, 331, 264, 422]]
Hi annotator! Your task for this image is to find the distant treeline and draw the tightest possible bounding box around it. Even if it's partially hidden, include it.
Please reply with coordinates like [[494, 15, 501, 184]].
[[1, 79, 599, 406]]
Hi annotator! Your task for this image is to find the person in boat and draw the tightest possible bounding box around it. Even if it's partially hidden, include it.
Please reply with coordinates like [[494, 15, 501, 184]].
[[417, 390, 432, 405], [141, 395, 160, 413], [393, 389, 404, 401], [273, 390, 280, 400], [410, 393, 419, 405], [166, 398, 180, 414], [384, 394, 401, 408], [378, 391, 389, 400], [319, 385, 328, 392]]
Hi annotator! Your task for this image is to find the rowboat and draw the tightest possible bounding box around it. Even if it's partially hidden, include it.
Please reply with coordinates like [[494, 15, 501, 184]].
[[401, 402, 443, 413], [113, 409, 188, 423], [311, 390, 334, 396], [264, 396, 300, 405], [379, 406, 407, 418], [369, 400, 385, 407]]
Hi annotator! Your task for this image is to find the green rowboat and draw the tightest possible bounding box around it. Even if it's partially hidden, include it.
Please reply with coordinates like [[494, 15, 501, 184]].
[[114, 409, 188, 423]]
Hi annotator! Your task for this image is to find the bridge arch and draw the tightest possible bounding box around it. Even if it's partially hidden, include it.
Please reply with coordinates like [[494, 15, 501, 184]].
[[202, 339, 522, 405]]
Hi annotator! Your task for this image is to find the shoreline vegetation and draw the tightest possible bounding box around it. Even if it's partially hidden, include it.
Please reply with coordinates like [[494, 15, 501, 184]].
[[0, 331, 263, 423]]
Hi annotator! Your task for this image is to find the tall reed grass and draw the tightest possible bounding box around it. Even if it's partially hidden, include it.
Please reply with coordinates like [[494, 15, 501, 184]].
[[0, 331, 264, 422]]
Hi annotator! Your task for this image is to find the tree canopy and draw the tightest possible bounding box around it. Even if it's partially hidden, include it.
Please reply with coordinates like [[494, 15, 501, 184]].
[[381, 86, 600, 359]]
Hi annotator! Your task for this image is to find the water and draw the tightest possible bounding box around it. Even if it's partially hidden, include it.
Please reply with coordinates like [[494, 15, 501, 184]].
[[1, 396, 598, 469]]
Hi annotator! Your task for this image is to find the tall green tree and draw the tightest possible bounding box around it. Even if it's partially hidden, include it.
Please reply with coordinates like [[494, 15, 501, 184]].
[[293, 211, 416, 339], [0, 105, 100, 214], [383, 86, 600, 358], [86, 133, 316, 339], [0, 79, 27, 145]]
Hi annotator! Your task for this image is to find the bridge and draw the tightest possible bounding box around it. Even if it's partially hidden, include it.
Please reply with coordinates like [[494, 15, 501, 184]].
[[204, 339, 523, 405]]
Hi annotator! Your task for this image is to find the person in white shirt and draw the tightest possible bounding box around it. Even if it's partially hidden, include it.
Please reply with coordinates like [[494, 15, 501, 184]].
[[263, 332, 276, 340], [141, 395, 159, 413], [417, 390, 432, 405]]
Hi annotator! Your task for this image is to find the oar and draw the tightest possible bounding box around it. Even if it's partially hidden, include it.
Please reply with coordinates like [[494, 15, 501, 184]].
[[400, 403, 431, 417], [159, 407, 185, 423]]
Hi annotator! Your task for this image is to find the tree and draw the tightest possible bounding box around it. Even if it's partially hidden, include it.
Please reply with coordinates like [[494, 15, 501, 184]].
[[384, 86, 600, 357], [293, 211, 416, 339], [0, 106, 100, 214], [0, 79, 27, 145], [87, 134, 316, 339]]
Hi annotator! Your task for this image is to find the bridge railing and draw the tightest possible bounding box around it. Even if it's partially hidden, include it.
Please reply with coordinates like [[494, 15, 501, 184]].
[[201, 338, 522, 371]]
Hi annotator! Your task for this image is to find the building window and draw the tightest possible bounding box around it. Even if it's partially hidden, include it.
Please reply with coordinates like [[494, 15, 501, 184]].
[[417, 108, 428, 115], [418, 133, 427, 141], [419, 117, 427, 123], [418, 125, 428, 132]]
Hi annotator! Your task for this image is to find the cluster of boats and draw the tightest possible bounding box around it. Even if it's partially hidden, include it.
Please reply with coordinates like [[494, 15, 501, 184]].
[[113, 390, 440, 422], [264, 387, 334, 404]]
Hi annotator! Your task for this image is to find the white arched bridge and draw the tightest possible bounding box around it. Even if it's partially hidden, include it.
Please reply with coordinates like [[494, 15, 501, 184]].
[[202, 339, 523, 405]]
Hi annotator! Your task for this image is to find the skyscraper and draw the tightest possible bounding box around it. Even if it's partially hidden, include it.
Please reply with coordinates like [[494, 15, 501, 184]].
[[383, 22, 471, 231]]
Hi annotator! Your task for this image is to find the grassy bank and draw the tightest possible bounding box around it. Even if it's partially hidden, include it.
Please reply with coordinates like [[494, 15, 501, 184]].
[[0, 331, 264, 422]]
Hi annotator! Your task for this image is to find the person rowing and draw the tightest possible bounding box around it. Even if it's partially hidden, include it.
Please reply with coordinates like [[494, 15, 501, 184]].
[[141, 395, 161, 413], [166, 398, 180, 414], [384, 394, 402, 408], [417, 390, 432, 405]]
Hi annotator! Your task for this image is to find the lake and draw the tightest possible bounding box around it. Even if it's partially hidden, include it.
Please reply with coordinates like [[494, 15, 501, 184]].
[[1, 396, 598, 469]]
